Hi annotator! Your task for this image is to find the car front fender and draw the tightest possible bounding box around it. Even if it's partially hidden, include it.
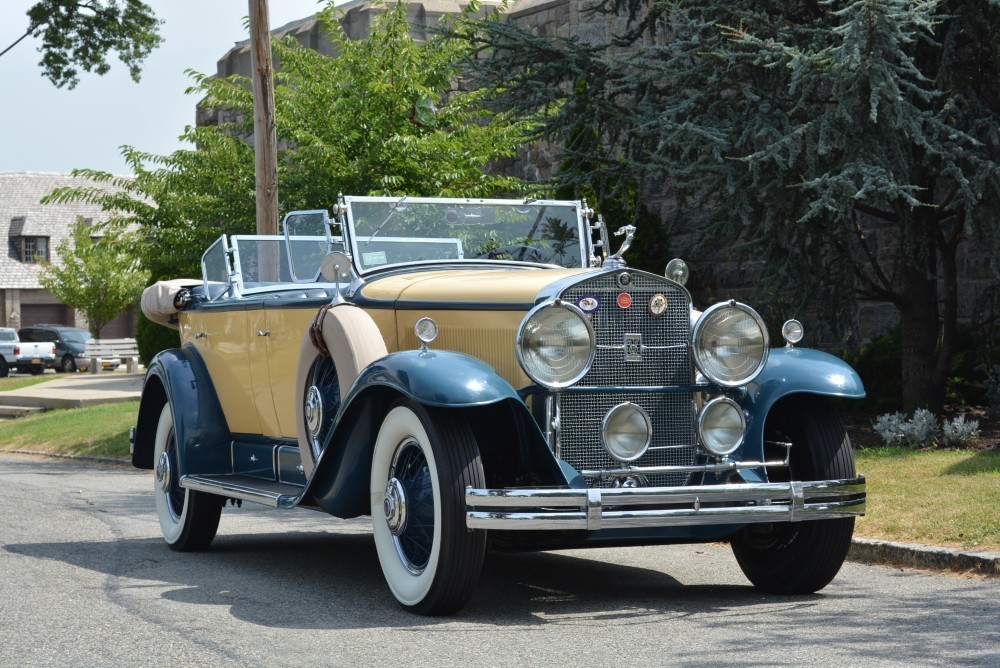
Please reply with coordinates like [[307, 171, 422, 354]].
[[740, 347, 865, 461], [132, 345, 231, 476], [306, 349, 565, 518], [345, 348, 524, 408]]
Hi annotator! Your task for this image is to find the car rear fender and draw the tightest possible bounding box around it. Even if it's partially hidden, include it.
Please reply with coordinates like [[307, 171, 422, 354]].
[[306, 350, 569, 518], [132, 345, 231, 476], [739, 347, 865, 462]]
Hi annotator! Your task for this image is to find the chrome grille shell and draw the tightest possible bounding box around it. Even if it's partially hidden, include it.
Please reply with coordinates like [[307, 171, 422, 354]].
[[557, 271, 697, 487]]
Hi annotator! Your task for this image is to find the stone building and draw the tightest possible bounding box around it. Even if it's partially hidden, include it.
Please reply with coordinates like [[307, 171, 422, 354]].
[[0, 171, 136, 337]]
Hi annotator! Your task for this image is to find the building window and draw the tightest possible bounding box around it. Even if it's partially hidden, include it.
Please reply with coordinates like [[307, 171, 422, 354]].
[[12, 236, 50, 263]]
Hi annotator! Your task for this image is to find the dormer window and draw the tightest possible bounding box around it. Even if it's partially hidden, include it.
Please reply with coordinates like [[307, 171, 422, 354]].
[[22, 236, 50, 263], [8, 218, 50, 264]]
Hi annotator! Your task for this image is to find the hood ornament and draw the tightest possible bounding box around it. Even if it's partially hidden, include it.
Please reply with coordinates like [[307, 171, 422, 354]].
[[603, 223, 636, 270]]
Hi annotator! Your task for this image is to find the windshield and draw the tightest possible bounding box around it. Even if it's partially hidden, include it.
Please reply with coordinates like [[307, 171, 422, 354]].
[[61, 330, 90, 343], [345, 197, 587, 273]]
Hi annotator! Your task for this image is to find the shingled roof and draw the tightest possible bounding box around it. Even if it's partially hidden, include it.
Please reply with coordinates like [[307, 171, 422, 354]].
[[0, 171, 126, 290]]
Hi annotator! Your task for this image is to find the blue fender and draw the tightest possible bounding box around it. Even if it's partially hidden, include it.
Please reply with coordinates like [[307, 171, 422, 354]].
[[740, 347, 865, 464], [344, 348, 524, 408], [307, 348, 546, 518], [132, 345, 231, 477]]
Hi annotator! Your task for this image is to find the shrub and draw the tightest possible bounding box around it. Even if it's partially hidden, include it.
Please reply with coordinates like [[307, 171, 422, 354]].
[[942, 415, 981, 446], [873, 410, 982, 448], [846, 329, 903, 412], [136, 313, 179, 365]]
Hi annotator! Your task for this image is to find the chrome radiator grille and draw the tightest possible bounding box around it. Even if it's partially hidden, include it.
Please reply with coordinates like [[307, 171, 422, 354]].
[[559, 271, 696, 487], [562, 272, 692, 387]]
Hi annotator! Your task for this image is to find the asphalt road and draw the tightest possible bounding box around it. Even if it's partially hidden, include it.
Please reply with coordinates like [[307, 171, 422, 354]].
[[2, 453, 997, 668]]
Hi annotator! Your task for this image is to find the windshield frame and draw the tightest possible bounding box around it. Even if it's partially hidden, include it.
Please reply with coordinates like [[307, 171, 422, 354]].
[[341, 196, 591, 277]]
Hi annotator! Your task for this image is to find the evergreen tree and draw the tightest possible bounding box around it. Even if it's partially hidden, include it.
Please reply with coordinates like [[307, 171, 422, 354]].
[[467, 0, 1000, 411]]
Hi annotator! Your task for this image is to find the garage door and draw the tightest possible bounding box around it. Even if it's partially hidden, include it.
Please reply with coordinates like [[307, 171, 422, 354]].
[[20, 304, 68, 326], [100, 308, 136, 338]]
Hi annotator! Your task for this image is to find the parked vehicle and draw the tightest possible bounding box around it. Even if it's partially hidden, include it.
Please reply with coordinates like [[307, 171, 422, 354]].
[[0, 327, 56, 376], [132, 196, 867, 615], [18, 325, 93, 373]]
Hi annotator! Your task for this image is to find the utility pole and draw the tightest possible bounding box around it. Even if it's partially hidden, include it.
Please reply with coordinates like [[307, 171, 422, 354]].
[[249, 0, 278, 237]]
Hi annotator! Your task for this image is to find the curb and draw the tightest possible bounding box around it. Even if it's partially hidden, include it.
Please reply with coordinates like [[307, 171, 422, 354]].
[[2, 449, 132, 467], [848, 537, 999, 577], [2, 450, 997, 577]]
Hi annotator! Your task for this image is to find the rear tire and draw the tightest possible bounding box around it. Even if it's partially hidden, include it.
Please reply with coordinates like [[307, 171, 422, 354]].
[[370, 399, 486, 615], [0, 357, 8, 378], [731, 396, 856, 594], [153, 404, 223, 551], [60, 355, 77, 373]]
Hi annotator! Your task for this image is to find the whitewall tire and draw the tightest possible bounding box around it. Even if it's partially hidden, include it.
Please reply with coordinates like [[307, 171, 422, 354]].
[[370, 400, 485, 615], [153, 403, 222, 551]]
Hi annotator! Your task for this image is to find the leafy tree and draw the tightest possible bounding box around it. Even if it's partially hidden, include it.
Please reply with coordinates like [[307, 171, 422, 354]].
[[466, 0, 1000, 412], [44, 0, 539, 281], [39, 218, 151, 338], [1, 0, 162, 89]]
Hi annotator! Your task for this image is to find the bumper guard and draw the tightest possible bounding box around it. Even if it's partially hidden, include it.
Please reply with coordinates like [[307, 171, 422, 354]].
[[466, 476, 866, 531]]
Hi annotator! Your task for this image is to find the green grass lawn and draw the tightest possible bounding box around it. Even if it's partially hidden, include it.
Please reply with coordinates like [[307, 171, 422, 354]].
[[2, 401, 997, 552], [855, 447, 1000, 551], [0, 401, 138, 459]]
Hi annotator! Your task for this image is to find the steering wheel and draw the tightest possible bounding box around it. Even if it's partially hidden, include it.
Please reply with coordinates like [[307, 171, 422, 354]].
[[475, 244, 546, 263]]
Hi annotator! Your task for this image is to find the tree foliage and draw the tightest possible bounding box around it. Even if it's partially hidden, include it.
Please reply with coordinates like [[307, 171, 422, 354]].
[[2, 0, 163, 89], [466, 0, 1000, 411], [39, 218, 151, 338], [44, 0, 540, 280]]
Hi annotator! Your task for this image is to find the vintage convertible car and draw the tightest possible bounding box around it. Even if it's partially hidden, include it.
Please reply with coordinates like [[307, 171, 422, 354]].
[[132, 195, 866, 614]]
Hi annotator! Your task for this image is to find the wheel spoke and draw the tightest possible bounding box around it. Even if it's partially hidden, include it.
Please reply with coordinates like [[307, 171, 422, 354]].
[[391, 441, 434, 571]]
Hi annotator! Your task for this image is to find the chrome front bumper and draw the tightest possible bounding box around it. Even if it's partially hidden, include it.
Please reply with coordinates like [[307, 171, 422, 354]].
[[465, 476, 866, 531]]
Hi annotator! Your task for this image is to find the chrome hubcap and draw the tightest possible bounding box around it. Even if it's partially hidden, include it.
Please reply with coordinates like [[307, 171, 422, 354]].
[[383, 477, 408, 536], [305, 386, 323, 439], [155, 451, 171, 493]]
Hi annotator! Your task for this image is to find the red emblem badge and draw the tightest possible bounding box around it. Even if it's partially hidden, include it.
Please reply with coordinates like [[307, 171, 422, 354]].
[[617, 293, 632, 309]]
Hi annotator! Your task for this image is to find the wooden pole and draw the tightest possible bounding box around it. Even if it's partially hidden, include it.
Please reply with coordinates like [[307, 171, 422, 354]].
[[249, 0, 278, 237]]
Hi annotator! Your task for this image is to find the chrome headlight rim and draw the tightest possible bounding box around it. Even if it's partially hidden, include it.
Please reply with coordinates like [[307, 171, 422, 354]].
[[691, 300, 770, 388], [600, 401, 652, 463], [516, 300, 596, 389], [697, 396, 747, 457]]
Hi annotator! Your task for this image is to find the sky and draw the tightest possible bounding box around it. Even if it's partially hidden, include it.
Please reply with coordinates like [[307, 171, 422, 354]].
[[0, 0, 328, 175]]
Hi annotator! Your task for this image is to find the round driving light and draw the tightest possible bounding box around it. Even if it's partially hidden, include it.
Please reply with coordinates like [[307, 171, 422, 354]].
[[782, 319, 804, 346], [664, 258, 689, 286], [692, 301, 770, 386], [601, 402, 652, 463], [698, 397, 746, 457], [517, 302, 596, 388], [414, 317, 439, 345]]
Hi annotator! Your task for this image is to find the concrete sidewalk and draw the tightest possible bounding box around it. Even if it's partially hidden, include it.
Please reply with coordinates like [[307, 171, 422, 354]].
[[0, 372, 143, 411]]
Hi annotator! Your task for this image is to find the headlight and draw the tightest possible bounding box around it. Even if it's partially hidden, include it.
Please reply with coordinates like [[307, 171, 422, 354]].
[[698, 397, 746, 457], [601, 402, 651, 462], [692, 301, 769, 386], [517, 301, 595, 388]]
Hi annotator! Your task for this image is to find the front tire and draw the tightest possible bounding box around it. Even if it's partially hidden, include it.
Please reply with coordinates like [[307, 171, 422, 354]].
[[371, 399, 486, 615], [153, 404, 222, 551], [731, 396, 856, 594]]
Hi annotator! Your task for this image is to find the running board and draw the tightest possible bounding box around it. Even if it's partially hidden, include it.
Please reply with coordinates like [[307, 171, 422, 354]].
[[180, 474, 303, 509]]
